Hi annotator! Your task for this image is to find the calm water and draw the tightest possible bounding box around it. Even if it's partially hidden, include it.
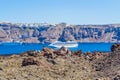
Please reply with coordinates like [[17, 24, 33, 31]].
[[0, 43, 113, 55]]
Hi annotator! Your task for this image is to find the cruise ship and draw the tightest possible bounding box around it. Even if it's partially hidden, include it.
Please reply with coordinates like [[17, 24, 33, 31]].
[[49, 41, 78, 48]]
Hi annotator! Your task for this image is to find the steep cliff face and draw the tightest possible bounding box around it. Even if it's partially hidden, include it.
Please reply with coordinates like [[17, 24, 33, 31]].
[[0, 22, 120, 43]]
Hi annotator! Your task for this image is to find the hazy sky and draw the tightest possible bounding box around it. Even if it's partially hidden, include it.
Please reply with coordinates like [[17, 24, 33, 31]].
[[0, 0, 120, 24]]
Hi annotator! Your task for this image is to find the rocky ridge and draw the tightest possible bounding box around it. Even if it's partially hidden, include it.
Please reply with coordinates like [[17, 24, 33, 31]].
[[0, 44, 120, 80]]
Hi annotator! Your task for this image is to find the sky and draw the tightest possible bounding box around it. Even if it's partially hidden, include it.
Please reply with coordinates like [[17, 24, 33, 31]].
[[0, 0, 120, 24]]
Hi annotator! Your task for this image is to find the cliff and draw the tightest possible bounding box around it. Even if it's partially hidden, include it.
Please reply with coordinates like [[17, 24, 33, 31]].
[[0, 22, 120, 43]]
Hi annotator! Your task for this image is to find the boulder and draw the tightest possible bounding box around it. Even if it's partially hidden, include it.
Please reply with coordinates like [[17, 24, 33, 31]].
[[42, 48, 55, 58], [21, 50, 40, 57], [43, 52, 53, 58], [72, 50, 82, 57], [59, 46, 68, 52], [84, 52, 104, 60], [22, 58, 40, 66], [27, 51, 38, 57], [54, 46, 69, 56], [94, 52, 103, 59], [47, 58, 57, 65], [113, 75, 120, 80], [0, 67, 3, 70], [84, 52, 95, 61], [42, 47, 54, 54], [111, 43, 120, 52]]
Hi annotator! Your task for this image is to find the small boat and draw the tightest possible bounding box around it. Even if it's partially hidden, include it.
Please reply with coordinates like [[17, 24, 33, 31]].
[[49, 41, 78, 48]]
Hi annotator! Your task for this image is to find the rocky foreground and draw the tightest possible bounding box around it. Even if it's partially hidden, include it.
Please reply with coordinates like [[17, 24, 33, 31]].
[[0, 44, 120, 80]]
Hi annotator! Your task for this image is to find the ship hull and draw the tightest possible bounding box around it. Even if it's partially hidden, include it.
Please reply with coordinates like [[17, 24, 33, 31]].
[[49, 41, 78, 48]]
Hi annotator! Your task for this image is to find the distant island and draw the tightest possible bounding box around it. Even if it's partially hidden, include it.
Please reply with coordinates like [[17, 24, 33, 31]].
[[0, 22, 120, 43]]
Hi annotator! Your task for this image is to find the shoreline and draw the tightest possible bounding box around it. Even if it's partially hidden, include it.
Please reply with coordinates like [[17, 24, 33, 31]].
[[0, 50, 111, 57]]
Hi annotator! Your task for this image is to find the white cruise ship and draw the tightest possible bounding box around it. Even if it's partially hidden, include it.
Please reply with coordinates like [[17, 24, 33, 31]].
[[49, 41, 78, 48]]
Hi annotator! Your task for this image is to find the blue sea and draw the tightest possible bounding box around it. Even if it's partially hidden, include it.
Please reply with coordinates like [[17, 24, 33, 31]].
[[0, 43, 113, 55]]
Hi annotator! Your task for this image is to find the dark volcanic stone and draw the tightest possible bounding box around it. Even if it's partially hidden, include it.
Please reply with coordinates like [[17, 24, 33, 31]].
[[111, 43, 120, 52], [22, 58, 40, 66], [21, 50, 40, 57], [113, 75, 120, 80], [0, 67, 3, 70], [72, 50, 82, 57], [43, 52, 53, 58], [42, 47, 54, 58], [54, 46, 69, 56], [47, 58, 57, 65]]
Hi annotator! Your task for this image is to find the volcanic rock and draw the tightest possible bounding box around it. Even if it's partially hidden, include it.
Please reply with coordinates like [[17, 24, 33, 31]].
[[92, 44, 120, 79], [47, 58, 57, 65], [113, 75, 120, 80], [72, 50, 82, 57], [0, 67, 3, 70], [21, 50, 41, 57], [59, 46, 68, 52], [84, 52, 95, 61], [22, 58, 40, 66], [42, 47, 55, 58], [0, 43, 120, 80], [54, 46, 69, 56], [111, 43, 120, 52], [42, 47, 54, 54]]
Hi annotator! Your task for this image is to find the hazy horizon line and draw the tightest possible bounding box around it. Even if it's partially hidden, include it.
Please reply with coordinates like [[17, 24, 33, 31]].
[[0, 21, 120, 25]]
